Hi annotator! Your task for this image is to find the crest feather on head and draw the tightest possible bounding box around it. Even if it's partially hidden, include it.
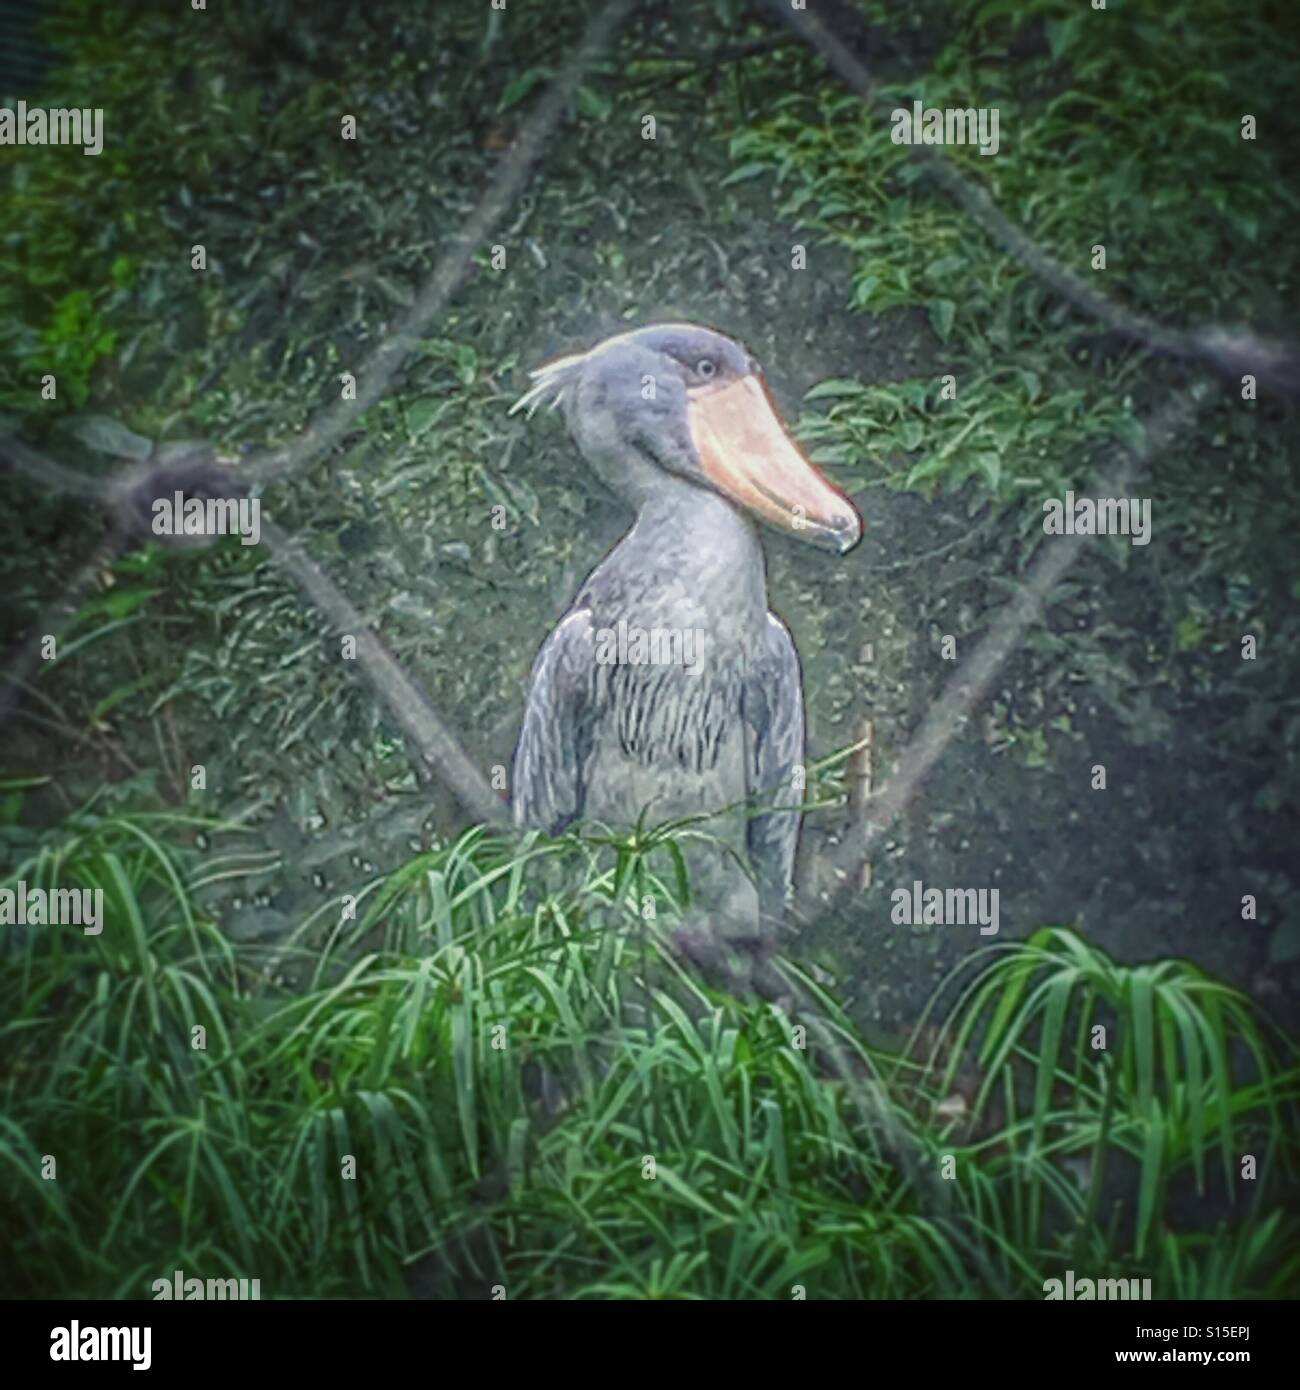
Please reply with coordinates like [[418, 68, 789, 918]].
[[508, 349, 591, 420]]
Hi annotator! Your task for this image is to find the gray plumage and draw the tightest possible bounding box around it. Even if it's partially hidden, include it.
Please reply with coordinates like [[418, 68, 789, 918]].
[[511, 324, 860, 941]]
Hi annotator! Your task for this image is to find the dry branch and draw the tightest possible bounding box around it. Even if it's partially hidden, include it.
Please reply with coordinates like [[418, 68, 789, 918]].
[[244, 0, 640, 490], [260, 519, 508, 827], [764, 0, 1300, 398]]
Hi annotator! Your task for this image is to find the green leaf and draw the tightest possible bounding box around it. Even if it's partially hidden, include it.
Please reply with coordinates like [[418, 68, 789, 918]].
[[924, 254, 966, 282], [499, 69, 550, 112], [91, 674, 159, 723], [1134, 1103, 1165, 1257], [904, 452, 949, 490], [973, 450, 1002, 491], [59, 413, 153, 460], [721, 162, 773, 187], [851, 275, 881, 308], [928, 299, 956, 341], [1045, 16, 1084, 62], [576, 85, 611, 121], [73, 586, 161, 625], [1111, 414, 1146, 453], [1227, 209, 1258, 243], [1174, 612, 1204, 652], [406, 398, 451, 439], [896, 420, 924, 452], [805, 377, 866, 401]]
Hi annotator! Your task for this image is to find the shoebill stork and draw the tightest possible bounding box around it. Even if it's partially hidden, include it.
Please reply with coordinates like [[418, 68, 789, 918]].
[[509, 324, 861, 964]]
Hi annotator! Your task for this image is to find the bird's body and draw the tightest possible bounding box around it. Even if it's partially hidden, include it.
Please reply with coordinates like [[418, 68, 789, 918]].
[[510, 324, 860, 956]]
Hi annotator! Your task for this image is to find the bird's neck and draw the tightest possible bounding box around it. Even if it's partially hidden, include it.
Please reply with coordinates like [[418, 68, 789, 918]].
[[591, 479, 769, 636]]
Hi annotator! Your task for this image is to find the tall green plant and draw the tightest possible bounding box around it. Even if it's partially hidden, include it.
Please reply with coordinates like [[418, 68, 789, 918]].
[[3, 810, 1296, 1298]]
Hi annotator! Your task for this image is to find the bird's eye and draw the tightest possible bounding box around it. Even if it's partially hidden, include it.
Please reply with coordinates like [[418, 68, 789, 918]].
[[696, 358, 716, 379]]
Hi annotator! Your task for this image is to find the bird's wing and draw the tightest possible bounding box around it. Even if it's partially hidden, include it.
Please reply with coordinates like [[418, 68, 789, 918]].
[[512, 608, 595, 834], [742, 613, 806, 923]]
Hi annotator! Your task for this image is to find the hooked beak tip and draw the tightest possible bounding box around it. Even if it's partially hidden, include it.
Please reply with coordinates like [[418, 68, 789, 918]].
[[820, 509, 862, 554]]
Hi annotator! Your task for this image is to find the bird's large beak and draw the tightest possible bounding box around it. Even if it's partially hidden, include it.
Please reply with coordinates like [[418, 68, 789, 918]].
[[688, 375, 862, 553]]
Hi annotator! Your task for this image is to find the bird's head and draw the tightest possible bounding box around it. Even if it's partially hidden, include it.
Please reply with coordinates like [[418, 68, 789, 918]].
[[511, 323, 862, 554]]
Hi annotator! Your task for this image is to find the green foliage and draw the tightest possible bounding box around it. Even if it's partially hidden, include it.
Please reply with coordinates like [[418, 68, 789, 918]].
[[28, 289, 117, 409], [730, 0, 1295, 500], [723, 0, 1300, 823], [918, 927, 1299, 1276], [2, 809, 1295, 1298], [1, 0, 597, 819]]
